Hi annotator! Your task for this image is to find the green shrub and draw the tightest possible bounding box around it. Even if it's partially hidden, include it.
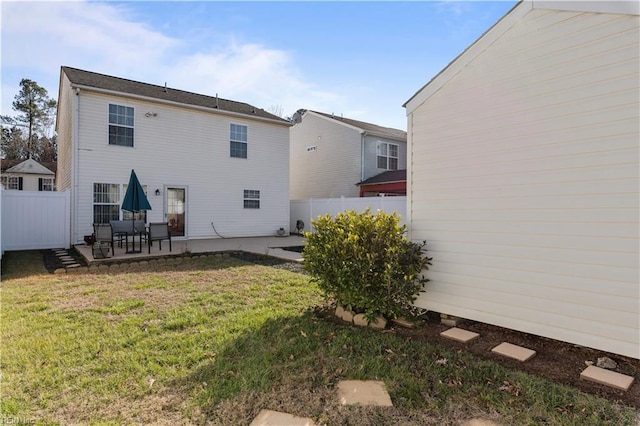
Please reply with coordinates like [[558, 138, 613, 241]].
[[303, 209, 431, 321]]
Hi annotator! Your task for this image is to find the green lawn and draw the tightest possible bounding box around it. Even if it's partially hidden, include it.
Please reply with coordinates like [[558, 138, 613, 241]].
[[1, 251, 637, 425]]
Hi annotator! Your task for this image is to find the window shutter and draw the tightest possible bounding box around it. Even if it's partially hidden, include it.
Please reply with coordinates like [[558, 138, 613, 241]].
[[39, 178, 43, 191], [18, 177, 23, 190]]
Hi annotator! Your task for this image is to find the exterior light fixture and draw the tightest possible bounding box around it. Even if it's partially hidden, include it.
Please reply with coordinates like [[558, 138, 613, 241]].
[[155, 189, 160, 196]]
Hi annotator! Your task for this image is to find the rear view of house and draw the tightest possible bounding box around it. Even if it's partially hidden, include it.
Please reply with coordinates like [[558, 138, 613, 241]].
[[405, 1, 639, 358], [289, 110, 407, 199], [56, 67, 291, 245]]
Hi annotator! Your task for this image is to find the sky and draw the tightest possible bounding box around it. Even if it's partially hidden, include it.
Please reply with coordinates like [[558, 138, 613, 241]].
[[1, 0, 517, 131]]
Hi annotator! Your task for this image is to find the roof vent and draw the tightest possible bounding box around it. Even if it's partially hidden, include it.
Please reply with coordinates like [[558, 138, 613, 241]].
[[215, 93, 219, 108], [164, 82, 168, 93]]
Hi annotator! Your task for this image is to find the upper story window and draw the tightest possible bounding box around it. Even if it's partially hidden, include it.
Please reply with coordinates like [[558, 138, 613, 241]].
[[1, 176, 21, 190], [109, 104, 134, 147], [230, 124, 248, 158], [377, 142, 398, 170]]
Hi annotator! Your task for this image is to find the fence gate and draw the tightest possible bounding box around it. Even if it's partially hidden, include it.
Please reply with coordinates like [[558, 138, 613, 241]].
[[1, 189, 71, 253]]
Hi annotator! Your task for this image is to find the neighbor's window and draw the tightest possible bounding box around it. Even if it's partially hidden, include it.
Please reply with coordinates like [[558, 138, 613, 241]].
[[230, 124, 248, 158], [377, 142, 398, 170], [39, 177, 55, 191], [1, 176, 21, 190], [93, 183, 120, 223], [108, 104, 134, 147], [243, 189, 260, 209]]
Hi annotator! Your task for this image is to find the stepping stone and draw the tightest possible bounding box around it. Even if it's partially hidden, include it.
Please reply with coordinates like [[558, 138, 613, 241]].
[[66, 264, 81, 268], [491, 342, 536, 362], [250, 409, 315, 426], [461, 420, 501, 426], [337, 380, 393, 406], [580, 365, 635, 391], [440, 327, 479, 343]]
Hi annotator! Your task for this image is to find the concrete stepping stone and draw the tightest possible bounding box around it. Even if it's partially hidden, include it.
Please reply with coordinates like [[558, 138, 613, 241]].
[[337, 380, 393, 406], [580, 365, 635, 391], [440, 327, 479, 343], [250, 409, 315, 426], [461, 419, 501, 426], [491, 342, 536, 362]]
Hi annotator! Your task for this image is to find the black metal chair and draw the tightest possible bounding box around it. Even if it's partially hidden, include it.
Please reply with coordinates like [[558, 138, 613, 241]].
[[148, 222, 172, 254]]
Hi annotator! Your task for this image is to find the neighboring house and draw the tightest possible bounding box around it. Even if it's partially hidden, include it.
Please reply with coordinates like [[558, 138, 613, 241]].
[[56, 66, 291, 245], [289, 110, 407, 199], [404, 1, 639, 358], [1, 158, 56, 191]]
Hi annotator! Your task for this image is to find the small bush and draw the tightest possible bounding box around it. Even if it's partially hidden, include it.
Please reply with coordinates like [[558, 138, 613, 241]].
[[303, 209, 431, 321]]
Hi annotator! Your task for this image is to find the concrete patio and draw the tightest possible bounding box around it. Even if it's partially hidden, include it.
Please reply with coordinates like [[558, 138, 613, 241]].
[[74, 235, 305, 265]]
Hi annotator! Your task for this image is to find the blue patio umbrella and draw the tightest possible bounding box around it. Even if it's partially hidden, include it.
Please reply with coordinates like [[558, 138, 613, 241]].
[[121, 169, 152, 253]]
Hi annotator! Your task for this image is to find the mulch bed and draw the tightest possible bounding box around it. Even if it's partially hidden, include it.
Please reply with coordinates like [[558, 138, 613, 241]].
[[39, 249, 638, 408], [390, 312, 640, 409]]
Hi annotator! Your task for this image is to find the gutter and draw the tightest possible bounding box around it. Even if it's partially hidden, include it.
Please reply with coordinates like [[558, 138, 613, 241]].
[[69, 83, 292, 127]]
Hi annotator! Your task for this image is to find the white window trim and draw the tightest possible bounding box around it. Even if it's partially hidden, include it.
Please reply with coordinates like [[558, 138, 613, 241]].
[[108, 103, 135, 147], [243, 189, 260, 209], [377, 142, 399, 170], [230, 123, 248, 159]]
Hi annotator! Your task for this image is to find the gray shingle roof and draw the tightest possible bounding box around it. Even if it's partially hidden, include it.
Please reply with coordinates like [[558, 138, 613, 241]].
[[310, 110, 406, 140], [357, 169, 407, 185], [62, 66, 289, 123]]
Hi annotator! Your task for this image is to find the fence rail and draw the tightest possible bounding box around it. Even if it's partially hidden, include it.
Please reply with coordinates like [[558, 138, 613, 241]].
[[290, 196, 407, 234]]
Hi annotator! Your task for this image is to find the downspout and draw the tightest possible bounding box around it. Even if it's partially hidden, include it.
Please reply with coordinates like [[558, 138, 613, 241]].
[[360, 131, 367, 182]]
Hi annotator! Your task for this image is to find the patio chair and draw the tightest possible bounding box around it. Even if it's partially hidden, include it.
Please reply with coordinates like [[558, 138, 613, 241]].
[[110, 220, 129, 248], [93, 223, 115, 257], [148, 222, 172, 254]]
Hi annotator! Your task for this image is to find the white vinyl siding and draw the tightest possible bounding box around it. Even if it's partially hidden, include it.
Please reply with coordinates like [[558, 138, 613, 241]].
[[406, 6, 639, 358], [69, 90, 289, 243], [289, 113, 363, 199]]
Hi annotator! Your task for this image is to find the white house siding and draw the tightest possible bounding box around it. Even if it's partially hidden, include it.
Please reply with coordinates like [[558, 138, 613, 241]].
[[290, 113, 362, 199], [55, 74, 74, 192], [406, 4, 639, 358], [71, 91, 289, 244], [362, 135, 408, 181]]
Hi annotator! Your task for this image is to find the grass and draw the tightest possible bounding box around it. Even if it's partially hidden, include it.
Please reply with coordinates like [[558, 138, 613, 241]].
[[1, 251, 637, 425]]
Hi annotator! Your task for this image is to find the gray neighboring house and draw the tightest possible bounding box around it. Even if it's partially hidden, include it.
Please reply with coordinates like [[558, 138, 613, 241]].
[[290, 110, 407, 199]]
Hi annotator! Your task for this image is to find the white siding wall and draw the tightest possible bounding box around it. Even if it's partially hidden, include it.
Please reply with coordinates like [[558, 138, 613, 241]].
[[290, 113, 362, 199], [407, 8, 639, 358], [362, 135, 408, 180], [56, 74, 74, 191], [72, 91, 289, 244]]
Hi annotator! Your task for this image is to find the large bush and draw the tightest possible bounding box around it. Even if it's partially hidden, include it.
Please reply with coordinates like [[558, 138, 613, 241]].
[[303, 209, 431, 321]]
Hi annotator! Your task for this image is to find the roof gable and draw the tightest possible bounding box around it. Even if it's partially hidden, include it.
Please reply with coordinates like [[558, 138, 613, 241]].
[[304, 110, 407, 141], [3, 158, 55, 175], [61, 66, 289, 124], [404, 0, 639, 112]]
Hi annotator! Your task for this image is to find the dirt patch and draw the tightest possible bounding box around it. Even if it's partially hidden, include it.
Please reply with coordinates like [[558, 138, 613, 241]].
[[386, 311, 640, 409]]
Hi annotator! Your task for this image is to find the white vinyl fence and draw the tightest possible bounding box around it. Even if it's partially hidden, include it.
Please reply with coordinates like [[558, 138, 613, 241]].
[[290, 196, 407, 234], [1, 189, 71, 253]]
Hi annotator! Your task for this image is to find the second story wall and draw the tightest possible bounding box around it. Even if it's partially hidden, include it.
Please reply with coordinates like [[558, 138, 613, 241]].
[[290, 112, 362, 199]]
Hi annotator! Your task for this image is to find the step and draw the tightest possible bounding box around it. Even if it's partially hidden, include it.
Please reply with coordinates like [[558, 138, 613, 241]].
[[491, 342, 536, 362], [250, 409, 315, 426], [580, 365, 634, 391], [440, 327, 479, 343], [337, 380, 393, 406]]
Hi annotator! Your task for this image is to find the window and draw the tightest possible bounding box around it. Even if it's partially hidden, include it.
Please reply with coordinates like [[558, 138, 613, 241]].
[[39, 178, 55, 191], [230, 124, 247, 158], [93, 183, 148, 223], [109, 104, 134, 147], [243, 189, 260, 209], [93, 183, 120, 223], [1, 176, 21, 190], [377, 142, 398, 170]]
